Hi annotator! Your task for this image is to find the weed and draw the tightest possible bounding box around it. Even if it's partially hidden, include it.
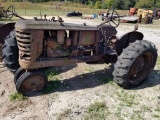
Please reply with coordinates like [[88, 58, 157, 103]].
[[42, 80, 60, 94], [114, 107, 122, 118], [109, 80, 114, 85], [57, 109, 71, 120], [155, 107, 160, 112], [84, 101, 110, 120], [156, 56, 160, 69], [141, 105, 152, 112], [1, 2, 129, 17], [98, 76, 113, 84], [85, 67, 93, 72], [130, 110, 144, 120], [42, 69, 61, 94], [9, 92, 27, 101], [45, 69, 59, 79], [116, 90, 137, 107], [152, 114, 160, 119]]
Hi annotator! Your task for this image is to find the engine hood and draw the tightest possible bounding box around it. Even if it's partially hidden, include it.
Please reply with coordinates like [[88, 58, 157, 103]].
[[15, 19, 99, 31]]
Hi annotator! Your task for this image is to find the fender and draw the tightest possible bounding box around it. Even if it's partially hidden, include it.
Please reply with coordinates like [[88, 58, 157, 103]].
[[115, 31, 144, 55], [0, 22, 15, 44], [99, 25, 117, 45]]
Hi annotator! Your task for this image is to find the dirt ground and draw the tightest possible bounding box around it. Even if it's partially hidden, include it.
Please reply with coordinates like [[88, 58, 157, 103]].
[[0, 17, 160, 120]]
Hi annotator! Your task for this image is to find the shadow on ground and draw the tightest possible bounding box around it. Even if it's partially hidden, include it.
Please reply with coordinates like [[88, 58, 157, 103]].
[[35, 64, 114, 96], [38, 65, 160, 96], [132, 70, 160, 90]]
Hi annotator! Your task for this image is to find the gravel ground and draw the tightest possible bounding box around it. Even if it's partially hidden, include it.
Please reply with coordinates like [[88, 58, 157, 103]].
[[0, 17, 160, 120]]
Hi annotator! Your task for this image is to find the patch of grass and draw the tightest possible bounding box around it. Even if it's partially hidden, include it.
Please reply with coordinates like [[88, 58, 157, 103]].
[[42, 80, 60, 94], [1, 2, 129, 16], [152, 114, 160, 119], [98, 76, 113, 84], [109, 80, 114, 85], [156, 56, 160, 69], [85, 67, 93, 72], [45, 69, 59, 79], [156, 56, 160, 63], [130, 110, 144, 120], [141, 105, 152, 112], [9, 92, 27, 101], [129, 104, 153, 120], [42, 69, 61, 94], [57, 109, 71, 120], [1, 2, 41, 10], [116, 90, 137, 107], [114, 107, 122, 119], [84, 101, 110, 120], [155, 107, 160, 112], [16, 9, 64, 16]]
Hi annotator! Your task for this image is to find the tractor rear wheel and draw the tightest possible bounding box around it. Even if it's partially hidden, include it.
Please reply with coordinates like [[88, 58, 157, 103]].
[[2, 30, 19, 73], [16, 70, 48, 96], [113, 40, 157, 88]]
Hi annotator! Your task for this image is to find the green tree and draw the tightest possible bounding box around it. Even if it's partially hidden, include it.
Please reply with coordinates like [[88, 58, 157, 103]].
[[94, 0, 101, 9], [106, 0, 115, 9], [155, 0, 160, 7], [135, 0, 158, 8], [113, 0, 125, 9]]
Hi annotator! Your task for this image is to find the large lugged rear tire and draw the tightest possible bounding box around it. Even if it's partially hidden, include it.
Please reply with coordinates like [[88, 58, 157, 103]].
[[113, 40, 157, 88], [2, 31, 19, 72]]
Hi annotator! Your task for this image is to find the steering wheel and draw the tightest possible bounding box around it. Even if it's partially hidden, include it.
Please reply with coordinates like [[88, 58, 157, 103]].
[[107, 9, 120, 28], [6, 5, 15, 20], [0, 8, 7, 20]]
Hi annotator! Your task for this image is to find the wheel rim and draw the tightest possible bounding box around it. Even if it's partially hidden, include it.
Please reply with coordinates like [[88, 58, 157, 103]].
[[129, 52, 153, 84], [21, 75, 45, 94]]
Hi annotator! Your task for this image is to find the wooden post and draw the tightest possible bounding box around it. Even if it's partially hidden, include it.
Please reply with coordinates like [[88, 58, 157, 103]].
[[40, 9, 42, 19], [25, 8, 26, 15]]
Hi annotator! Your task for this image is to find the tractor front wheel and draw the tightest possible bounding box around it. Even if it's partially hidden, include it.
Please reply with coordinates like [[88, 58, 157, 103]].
[[113, 40, 157, 88], [16, 71, 48, 96], [14, 67, 25, 84]]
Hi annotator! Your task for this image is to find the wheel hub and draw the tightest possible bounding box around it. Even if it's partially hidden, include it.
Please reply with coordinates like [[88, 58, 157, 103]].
[[22, 76, 44, 92], [129, 53, 153, 84], [130, 57, 144, 77]]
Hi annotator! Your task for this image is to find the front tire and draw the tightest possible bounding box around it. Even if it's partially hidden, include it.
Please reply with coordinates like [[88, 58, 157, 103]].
[[16, 71, 48, 96], [113, 40, 157, 88], [14, 67, 25, 84]]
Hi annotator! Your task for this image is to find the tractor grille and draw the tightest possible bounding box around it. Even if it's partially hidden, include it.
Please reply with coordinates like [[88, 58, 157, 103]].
[[16, 29, 31, 61]]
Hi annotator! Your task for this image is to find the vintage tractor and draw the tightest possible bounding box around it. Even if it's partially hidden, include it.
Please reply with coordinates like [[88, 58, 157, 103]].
[[0, 8, 158, 96]]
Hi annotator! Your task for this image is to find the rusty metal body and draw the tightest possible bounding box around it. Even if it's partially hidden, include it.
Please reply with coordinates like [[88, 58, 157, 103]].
[[12, 19, 144, 70], [0, 7, 144, 70], [1, 8, 158, 95], [15, 20, 101, 69]]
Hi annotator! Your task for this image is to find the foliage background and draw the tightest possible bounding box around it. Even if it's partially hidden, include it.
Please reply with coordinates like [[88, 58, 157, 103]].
[[2, 0, 160, 10]]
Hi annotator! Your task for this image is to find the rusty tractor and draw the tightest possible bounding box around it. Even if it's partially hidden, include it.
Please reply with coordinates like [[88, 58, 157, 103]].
[[0, 8, 158, 96]]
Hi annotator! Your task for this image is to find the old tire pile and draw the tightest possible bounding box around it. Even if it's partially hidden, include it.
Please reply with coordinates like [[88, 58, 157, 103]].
[[2, 30, 19, 73], [113, 40, 157, 88]]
